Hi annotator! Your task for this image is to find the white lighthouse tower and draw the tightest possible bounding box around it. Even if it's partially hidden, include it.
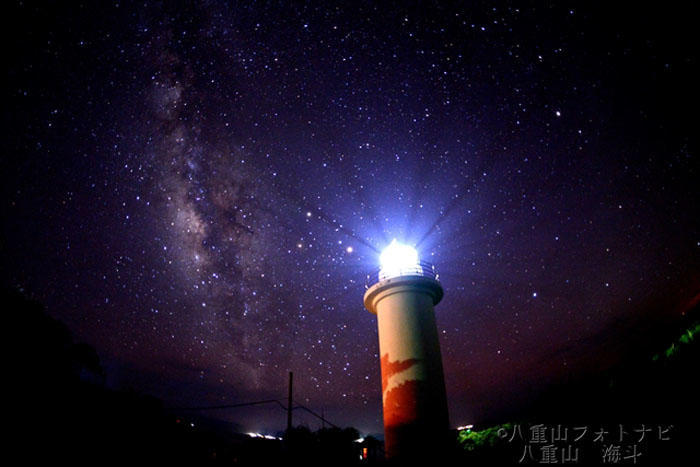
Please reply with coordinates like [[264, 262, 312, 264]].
[[364, 240, 449, 461]]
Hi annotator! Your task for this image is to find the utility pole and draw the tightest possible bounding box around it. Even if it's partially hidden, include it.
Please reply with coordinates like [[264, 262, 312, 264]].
[[287, 371, 293, 435]]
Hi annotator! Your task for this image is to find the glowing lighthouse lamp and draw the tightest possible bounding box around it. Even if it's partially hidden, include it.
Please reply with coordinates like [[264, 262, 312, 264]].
[[378, 240, 422, 280], [364, 240, 449, 461]]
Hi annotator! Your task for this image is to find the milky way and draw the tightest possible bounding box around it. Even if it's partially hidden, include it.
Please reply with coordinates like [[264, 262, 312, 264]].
[[3, 2, 698, 434]]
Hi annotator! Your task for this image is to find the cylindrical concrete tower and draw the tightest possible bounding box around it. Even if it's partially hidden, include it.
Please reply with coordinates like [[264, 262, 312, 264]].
[[364, 240, 449, 461]]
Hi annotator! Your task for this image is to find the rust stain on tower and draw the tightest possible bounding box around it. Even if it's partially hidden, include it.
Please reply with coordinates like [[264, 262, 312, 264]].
[[380, 354, 419, 393]]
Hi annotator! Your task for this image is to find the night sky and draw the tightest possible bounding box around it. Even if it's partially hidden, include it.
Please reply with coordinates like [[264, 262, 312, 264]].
[[3, 1, 698, 436]]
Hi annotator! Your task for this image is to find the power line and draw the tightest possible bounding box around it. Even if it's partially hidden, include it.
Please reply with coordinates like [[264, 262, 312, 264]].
[[169, 372, 341, 430], [172, 399, 287, 411], [292, 401, 339, 429], [169, 399, 341, 430]]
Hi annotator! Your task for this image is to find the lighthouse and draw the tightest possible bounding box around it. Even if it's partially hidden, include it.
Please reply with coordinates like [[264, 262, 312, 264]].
[[364, 240, 449, 461]]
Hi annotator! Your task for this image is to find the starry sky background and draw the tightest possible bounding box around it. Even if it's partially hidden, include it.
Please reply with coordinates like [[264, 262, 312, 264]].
[[2, 1, 698, 435]]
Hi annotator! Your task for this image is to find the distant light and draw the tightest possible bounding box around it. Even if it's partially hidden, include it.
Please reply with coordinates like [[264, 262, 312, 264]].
[[532, 292, 537, 298], [306, 211, 312, 217], [246, 432, 282, 441], [354, 437, 365, 443], [379, 239, 420, 279], [457, 424, 473, 431], [346, 246, 353, 253]]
